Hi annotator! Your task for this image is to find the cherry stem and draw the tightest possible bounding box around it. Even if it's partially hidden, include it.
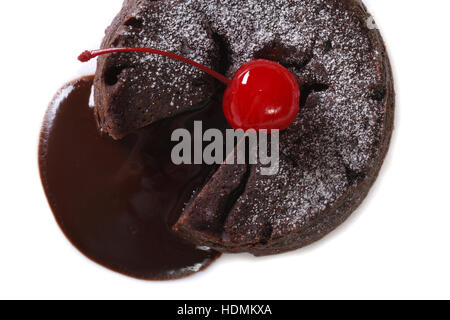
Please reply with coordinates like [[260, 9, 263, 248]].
[[78, 47, 231, 86]]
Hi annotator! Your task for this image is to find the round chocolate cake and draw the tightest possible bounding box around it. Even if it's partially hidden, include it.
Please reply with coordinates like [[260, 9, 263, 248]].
[[93, 0, 394, 256]]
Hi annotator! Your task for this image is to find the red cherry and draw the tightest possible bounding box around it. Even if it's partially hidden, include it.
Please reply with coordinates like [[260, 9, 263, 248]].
[[223, 60, 300, 131], [79, 49, 300, 131]]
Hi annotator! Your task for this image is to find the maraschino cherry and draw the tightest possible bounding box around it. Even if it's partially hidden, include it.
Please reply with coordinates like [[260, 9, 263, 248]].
[[79, 47, 300, 131], [223, 60, 299, 131]]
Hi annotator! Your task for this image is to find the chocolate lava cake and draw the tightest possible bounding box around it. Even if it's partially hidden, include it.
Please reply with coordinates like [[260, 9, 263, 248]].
[[94, 0, 394, 256]]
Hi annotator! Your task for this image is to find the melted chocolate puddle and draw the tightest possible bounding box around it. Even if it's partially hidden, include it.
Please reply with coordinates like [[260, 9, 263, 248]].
[[39, 76, 226, 280]]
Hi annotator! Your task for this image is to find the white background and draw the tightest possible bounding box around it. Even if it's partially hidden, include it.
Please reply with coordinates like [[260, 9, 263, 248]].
[[0, 0, 449, 300]]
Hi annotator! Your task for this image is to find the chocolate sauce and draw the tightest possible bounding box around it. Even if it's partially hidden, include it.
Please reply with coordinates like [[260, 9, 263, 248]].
[[39, 76, 226, 280]]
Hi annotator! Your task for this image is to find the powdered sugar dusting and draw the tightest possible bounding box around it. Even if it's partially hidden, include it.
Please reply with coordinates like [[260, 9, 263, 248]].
[[219, 0, 386, 241], [101, 0, 389, 245]]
